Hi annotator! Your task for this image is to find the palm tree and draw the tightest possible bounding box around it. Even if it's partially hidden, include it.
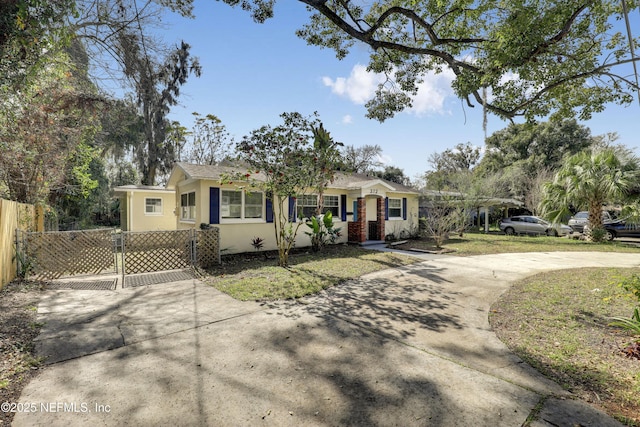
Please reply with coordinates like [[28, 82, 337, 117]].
[[541, 148, 639, 242], [308, 123, 343, 252], [310, 123, 343, 216]]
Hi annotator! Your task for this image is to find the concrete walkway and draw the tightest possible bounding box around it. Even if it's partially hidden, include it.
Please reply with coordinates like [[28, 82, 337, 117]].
[[12, 251, 640, 426]]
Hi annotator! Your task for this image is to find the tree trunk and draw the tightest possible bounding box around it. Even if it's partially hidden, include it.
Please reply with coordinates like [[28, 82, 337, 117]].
[[587, 199, 604, 242]]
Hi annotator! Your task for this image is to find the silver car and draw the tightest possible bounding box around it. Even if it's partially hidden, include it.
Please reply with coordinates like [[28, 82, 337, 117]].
[[568, 211, 613, 233], [499, 216, 573, 237]]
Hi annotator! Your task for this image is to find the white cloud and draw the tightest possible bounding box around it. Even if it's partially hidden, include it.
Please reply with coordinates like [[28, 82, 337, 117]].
[[409, 69, 456, 116], [322, 64, 385, 104], [341, 114, 353, 124], [323, 64, 456, 116]]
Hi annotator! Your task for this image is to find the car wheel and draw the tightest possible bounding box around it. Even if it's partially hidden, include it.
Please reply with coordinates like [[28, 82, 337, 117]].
[[605, 230, 615, 241], [546, 229, 558, 237], [504, 227, 515, 236]]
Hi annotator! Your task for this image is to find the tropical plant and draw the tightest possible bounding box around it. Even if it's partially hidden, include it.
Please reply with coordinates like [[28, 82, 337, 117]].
[[305, 211, 342, 252], [475, 120, 595, 201], [309, 123, 343, 216], [541, 148, 639, 242], [609, 308, 640, 336], [250, 236, 264, 252], [233, 112, 326, 267]]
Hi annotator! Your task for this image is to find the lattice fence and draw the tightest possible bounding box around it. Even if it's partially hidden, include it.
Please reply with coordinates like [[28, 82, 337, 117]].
[[21, 229, 116, 280], [122, 230, 193, 274], [18, 227, 220, 280], [195, 228, 220, 269]]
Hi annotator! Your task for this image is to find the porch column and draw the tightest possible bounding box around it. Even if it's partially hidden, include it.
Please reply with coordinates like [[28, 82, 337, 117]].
[[483, 206, 490, 233], [376, 197, 385, 240], [357, 197, 366, 242], [348, 197, 367, 243]]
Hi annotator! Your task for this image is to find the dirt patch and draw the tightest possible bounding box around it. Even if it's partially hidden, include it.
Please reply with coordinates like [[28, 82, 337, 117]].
[[0, 280, 45, 426]]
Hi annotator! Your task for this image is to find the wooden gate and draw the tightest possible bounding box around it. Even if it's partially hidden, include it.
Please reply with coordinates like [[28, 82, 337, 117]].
[[18, 228, 220, 281]]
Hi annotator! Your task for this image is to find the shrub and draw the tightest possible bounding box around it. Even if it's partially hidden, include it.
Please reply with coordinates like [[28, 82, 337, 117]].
[[609, 273, 640, 337]]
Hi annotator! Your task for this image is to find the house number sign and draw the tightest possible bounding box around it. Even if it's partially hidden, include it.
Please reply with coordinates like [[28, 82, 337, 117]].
[[370, 189, 378, 194]]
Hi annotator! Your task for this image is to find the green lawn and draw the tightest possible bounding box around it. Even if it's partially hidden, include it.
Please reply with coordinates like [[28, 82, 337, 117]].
[[204, 233, 640, 301], [396, 231, 640, 256], [491, 268, 640, 426], [203, 244, 418, 300]]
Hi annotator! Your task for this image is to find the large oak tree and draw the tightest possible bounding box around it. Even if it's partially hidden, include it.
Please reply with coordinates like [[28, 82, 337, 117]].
[[218, 0, 640, 122]]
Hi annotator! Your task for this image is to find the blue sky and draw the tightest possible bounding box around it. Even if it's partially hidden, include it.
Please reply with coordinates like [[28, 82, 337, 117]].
[[158, 1, 640, 181]]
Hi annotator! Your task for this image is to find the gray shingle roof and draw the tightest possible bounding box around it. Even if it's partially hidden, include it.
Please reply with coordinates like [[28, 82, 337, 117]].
[[112, 185, 171, 193], [172, 162, 418, 194]]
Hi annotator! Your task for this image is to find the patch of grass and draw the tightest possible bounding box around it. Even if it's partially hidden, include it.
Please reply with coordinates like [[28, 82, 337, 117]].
[[490, 268, 640, 426], [203, 244, 418, 301], [396, 232, 640, 256]]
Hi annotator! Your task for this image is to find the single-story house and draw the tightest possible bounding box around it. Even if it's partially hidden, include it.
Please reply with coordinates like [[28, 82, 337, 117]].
[[115, 162, 420, 254], [112, 185, 176, 231]]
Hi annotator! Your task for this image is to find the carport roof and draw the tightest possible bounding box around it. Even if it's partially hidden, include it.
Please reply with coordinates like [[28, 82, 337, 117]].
[[420, 191, 523, 208]]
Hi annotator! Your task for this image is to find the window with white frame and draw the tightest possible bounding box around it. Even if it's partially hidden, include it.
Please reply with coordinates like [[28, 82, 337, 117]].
[[145, 198, 162, 215], [323, 195, 339, 217], [297, 195, 340, 219], [388, 198, 403, 218], [244, 191, 263, 218], [180, 192, 196, 221], [221, 190, 242, 218], [222, 190, 263, 220], [297, 195, 317, 219]]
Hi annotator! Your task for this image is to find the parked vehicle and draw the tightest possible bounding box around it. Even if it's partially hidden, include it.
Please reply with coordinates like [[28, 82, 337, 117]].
[[603, 220, 640, 241], [499, 216, 573, 237], [568, 211, 612, 233]]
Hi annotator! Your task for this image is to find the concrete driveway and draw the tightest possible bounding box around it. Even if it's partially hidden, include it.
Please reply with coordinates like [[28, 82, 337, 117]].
[[12, 251, 640, 426]]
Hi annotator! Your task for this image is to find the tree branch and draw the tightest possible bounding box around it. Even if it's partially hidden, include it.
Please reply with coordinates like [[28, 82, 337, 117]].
[[300, 0, 481, 75], [364, 6, 486, 46]]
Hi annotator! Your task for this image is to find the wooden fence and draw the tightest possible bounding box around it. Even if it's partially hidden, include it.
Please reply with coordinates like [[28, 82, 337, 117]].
[[0, 199, 43, 289], [17, 228, 220, 281]]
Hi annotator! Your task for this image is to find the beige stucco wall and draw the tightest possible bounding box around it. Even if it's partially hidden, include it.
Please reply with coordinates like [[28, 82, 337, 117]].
[[121, 190, 176, 231], [172, 176, 419, 254], [384, 192, 420, 239], [174, 181, 352, 254], [175, 178, 201, 229]]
